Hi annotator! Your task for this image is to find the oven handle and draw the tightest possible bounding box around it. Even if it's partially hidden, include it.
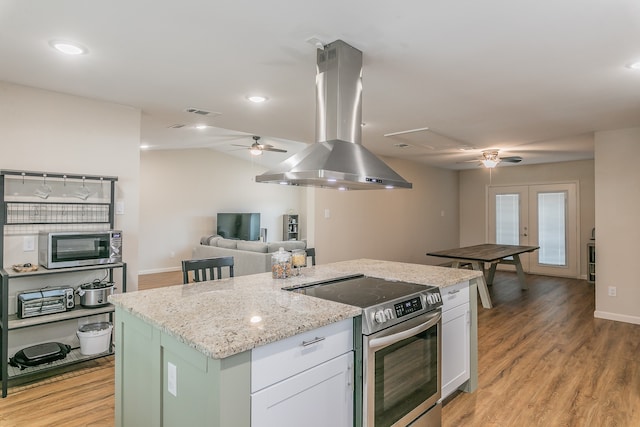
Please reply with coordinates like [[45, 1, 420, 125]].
[[368, 311, 441, 350]]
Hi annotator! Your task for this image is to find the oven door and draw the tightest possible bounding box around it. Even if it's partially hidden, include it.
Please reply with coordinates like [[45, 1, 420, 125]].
[[363, 310, 441, 427]]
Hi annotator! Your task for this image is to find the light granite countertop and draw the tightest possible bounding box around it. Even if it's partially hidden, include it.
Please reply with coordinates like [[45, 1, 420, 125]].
[[109, 259, 482, 359]]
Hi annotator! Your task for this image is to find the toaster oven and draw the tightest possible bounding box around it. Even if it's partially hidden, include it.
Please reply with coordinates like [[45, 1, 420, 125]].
[[17, 287, 75, 318]]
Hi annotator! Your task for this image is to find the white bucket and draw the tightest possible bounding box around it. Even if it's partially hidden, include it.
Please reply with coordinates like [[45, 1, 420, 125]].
[[77, 322, 113, 355]]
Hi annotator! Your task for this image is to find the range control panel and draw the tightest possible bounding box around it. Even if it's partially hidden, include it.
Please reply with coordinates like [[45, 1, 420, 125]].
[[394, 296, 423, 318]]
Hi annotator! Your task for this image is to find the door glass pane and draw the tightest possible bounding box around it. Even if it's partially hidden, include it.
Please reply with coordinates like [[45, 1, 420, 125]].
[[538, 192, 566, 266], [495, 194, 519, 245]]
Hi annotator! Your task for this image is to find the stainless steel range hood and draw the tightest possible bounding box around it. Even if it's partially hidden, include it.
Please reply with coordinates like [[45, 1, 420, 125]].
[[256, 40, 412, 190]]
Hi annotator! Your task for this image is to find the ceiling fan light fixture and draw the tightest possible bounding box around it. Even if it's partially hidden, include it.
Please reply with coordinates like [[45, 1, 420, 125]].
[[480, 150, 501, 168], [250, 148, 263, 156], [481, 158, 500, 168]]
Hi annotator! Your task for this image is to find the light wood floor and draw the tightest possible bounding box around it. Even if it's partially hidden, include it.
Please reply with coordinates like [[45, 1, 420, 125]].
[[443, 273, 640, 426], [1, 271, 639, 426]]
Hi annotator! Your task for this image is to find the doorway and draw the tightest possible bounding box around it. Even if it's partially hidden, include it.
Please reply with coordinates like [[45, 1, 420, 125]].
[[488, 183, 579, 278]]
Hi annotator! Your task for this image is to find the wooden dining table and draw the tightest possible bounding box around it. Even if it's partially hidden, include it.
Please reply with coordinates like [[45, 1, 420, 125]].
[[426, 244, 540, 309]]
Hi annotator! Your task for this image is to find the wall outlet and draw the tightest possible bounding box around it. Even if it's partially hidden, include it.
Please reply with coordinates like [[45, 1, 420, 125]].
[[608, 286, 617, 297], [168, 362, 177, 396]]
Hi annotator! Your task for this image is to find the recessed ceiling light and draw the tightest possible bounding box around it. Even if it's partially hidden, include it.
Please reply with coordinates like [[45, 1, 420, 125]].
[[247, 95, 268, 103], [195, 124, 208, 130], [140, 144, 150, 150], [49, 40, 88, 55], [627, 61, 640, 70]]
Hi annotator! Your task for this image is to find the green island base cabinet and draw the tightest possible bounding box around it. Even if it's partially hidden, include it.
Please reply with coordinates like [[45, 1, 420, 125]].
[[114, 309, 356, 427], [112, 260, 480, 426]]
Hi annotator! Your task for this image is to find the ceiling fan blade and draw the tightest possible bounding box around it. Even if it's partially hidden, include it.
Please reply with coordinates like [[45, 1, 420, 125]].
[[500, 156, 523, 163], [231, 144, 251, 148], [263, 147, 288, 153]]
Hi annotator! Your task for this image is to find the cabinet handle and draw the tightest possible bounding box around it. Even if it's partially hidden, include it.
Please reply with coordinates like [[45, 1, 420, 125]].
[[301, 336, 325, 347], [448, 289, 460, 295]]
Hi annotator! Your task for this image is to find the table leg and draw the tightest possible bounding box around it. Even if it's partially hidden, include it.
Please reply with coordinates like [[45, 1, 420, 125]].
[[513, 254, 528, 290], [487, 262, 498, 285], [470, 261, 493, 309]]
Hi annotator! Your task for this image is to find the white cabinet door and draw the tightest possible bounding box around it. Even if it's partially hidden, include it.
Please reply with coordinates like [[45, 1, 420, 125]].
[[441, 302, 470, 399], [251, 352, 353, 427]]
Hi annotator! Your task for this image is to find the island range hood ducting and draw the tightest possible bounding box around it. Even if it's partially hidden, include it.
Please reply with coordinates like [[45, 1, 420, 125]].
[[256, 40, 412, 190]]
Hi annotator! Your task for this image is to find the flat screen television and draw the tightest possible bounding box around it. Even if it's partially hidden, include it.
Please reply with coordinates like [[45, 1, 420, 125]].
[[216, 213, 261, 241]]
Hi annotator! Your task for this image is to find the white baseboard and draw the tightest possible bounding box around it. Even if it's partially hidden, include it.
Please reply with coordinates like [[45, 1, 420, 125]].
[[594, 310, 640, 325], [139, 266, 181, 275]]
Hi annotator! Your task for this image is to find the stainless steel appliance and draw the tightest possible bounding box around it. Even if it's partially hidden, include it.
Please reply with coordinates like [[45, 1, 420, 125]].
[[38, 230, 122, 269], [76, 279, 115, 307], [17, 286, 75, 318], [289, 275, 443, 427], [256, 40, 412, 190]]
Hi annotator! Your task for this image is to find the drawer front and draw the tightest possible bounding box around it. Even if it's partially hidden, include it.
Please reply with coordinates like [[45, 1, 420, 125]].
[[251, 318, 353, 392], [441, 280, 469, 311]]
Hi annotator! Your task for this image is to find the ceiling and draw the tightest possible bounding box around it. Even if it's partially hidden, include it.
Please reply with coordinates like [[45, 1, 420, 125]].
[[1, 0, 638, 170]]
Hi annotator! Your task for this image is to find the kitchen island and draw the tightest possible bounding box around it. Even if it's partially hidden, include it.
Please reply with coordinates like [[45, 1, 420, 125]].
[[109, 259, 482, 427]]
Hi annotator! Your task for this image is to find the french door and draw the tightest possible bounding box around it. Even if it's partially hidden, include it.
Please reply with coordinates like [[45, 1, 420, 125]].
[[488, 183, 579, 278]]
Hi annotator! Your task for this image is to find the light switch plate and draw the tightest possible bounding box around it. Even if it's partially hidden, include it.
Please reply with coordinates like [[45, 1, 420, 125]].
[[23, 236, 35, 252]]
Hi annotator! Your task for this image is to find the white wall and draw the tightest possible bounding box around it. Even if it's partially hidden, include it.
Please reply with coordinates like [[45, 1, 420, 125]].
[[0, 82, 140, 353], [139, 148, 305, 273], [0, 81, 141, 286], [594, 128, 640, 324], [313, 157, 460, 265], [459, 159, 595, 278]]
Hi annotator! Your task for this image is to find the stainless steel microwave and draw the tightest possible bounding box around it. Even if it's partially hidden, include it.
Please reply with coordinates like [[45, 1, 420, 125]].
[[38, 230, 122, 269]]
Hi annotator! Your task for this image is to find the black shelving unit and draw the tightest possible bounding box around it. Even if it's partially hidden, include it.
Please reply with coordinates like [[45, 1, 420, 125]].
[[0, 170, 123, 397]]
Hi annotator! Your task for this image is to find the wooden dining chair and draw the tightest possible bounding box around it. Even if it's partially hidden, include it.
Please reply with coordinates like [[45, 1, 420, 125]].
[[306, 248, 316, 266], [181, 256, 234, 284]]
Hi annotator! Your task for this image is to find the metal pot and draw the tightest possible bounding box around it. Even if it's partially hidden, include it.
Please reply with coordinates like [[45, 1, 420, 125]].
[[76, 280, 116, 307]]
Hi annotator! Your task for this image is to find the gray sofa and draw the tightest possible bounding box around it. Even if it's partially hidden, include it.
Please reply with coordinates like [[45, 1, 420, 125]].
[[192, 235, 307, 277]]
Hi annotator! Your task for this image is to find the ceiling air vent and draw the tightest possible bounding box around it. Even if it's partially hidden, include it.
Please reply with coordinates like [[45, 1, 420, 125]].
[[168, 124, 186, 129], [185, 107, 213, 116]]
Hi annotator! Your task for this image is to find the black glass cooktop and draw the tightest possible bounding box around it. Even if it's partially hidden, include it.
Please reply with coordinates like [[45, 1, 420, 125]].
[[289, 275, 431, 308]]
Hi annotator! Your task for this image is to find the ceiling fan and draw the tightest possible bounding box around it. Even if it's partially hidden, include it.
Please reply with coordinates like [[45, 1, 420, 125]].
[[231, 136, 288, 156], [465, 150, 523, 168]]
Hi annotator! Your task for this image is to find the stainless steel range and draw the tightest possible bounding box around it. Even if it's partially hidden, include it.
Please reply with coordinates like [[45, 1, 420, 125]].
[[290, 274, 443, 427]]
